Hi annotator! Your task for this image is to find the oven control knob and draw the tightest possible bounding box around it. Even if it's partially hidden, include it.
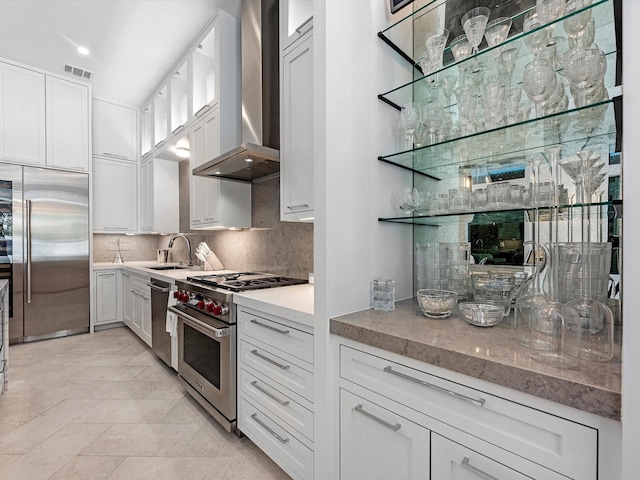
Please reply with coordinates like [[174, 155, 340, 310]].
[[212, 304, 223, 316], [197, 300, 205, 310], [179, 292, 189, 302], [173, 291, 180, 299], [205, 302, 215, 313]]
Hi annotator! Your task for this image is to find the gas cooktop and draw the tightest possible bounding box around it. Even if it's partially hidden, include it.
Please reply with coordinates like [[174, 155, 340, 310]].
[[185, 272, 307, 292]]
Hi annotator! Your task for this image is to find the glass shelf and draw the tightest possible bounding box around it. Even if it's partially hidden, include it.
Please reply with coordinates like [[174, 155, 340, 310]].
[[379, 199, 622, 226], [379, 0, 614, 78], [380, 99, 619, 177]]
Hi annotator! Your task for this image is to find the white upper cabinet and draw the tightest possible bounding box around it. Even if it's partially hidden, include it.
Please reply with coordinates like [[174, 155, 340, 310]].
[[153, 83, 169, 148], [92, 157, 137, 232], [46, 77, 89, 171], [280, 0, 313, 52], [92, 99, 137, 162], [170, 60, 189, 134], [0, 62, 46, 165], [140, 100, 153, 157], [280, 30, 314, 222], [191, 9, 240, 120], [139, 156, 179, 234]]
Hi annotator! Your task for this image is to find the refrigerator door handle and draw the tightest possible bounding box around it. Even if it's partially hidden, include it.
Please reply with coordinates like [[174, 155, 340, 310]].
[[26, 199, 32, 304]]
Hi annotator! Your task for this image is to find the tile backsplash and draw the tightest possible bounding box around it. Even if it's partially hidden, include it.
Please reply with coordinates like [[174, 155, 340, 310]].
[[93, 173, 314, 280]]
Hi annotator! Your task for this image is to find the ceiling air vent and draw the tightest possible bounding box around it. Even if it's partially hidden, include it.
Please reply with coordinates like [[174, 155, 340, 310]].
[[62, 63, 92, 80]]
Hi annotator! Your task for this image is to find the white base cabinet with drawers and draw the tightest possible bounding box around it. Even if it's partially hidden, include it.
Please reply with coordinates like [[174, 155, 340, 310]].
[[237, 306, 314, 480], [336, 339, 621, 480], [121, 272, 151, 347]]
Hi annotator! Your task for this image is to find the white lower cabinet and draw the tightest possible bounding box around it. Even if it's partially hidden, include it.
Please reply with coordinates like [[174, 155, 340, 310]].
[[338, 343, 599, 480], [340, 388, 430, 480], [123, 273, 151, 346], [236, 306, 314, 480], [94, 269, 121, 326]]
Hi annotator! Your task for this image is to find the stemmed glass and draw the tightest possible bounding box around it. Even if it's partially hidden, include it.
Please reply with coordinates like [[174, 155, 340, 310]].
[[400, 103, 422, 151], [522, 59, 558, 117], [484, 17, 512, 56], [425, 29, 450, 71], [536, 0, 567, 39], [563, 46, 606, 107], [455, 86, 477, 135], [523, 11, 551, 57], [451, 34, 473, 87], [564, 0, 594, 42], [483, 77, 505, 129], [397, 187, 420, 215], [421, 101, 444, 145], [498, 47, 520, 84], [440, 75, 457, 106], [461, 7, 491, 57]]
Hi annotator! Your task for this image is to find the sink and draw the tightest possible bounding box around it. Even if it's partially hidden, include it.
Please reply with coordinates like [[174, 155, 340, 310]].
[[148, 265, 192, 271]]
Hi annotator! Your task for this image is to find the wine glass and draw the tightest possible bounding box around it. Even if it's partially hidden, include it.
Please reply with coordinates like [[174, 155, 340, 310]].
[[537, 0, 567, 26], [522, 59, 558, 117], [396, 188, 420, 215], [483, 77, 505, 129], [564, 0, 594, 40], [563, 46, 606, 107], [484, 17, 512, 55], [400, 102, 422, 150], [439, 75, 457, 106], [498, 47, 519, 84], [461, 7, 491, 57], [425, 29, 449, 70], [455, 86, 477, 135], [504, 85, 522, 125], [421, 101, 444, 145], [523, 11, 551, 57]]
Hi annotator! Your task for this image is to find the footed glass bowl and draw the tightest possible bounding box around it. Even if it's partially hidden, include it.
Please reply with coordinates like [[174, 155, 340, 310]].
[[417, 289, 458, 318]]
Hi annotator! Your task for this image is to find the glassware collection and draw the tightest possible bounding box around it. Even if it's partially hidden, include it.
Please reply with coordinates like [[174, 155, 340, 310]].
[[379, 0, 620, 368]]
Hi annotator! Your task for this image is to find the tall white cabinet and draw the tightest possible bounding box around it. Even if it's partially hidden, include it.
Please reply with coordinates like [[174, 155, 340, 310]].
[[280, 4, 314, 222]]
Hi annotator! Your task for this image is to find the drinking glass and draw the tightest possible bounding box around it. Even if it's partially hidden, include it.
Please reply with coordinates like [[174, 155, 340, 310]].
[[522, 59, 558, 117], [396, 187, 420, 215], [425, 29, 449, 70], [563, 46, 606, 107], [440, 75, 457, 106], [537, 0, 567, 25], [483, 77, 505, 129], [461, 7, 491, 56], [504, 85, 522, 125], [498, 47, 520, 84], [421, 101, 444, 145], [564, 0, 593, 40], [400, 102, 422, 150], [451, 34, 473, 87], [455, 86, 477, 135], [523, 11, 551, 57], [484, 17, 512, 55]]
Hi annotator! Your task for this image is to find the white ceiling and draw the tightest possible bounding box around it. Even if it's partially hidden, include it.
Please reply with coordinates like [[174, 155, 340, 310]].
[[0, 0, 241, 106]]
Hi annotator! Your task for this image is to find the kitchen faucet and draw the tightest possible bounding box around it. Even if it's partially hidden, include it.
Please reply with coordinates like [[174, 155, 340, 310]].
[[168, 234, 192, 266]]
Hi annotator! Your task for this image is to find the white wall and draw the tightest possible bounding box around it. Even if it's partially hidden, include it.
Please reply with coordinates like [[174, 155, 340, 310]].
[[621, 0, 638, 477], [313, 1, 414, 478]]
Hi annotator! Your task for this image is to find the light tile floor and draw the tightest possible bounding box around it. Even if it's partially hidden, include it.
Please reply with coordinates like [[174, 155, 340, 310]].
[[0, 326, 292, 480]]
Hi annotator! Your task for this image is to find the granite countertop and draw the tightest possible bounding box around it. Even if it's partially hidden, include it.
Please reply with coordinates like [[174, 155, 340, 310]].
[[330, 298, 621, 420], [234, 284, 314, 328]]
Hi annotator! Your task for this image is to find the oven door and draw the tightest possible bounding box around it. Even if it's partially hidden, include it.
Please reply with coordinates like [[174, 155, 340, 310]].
[[172, 306, 236, 422]]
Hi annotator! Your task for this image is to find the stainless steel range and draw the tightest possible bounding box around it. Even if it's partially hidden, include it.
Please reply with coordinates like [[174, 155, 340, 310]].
[[169, 272, 307, 433]]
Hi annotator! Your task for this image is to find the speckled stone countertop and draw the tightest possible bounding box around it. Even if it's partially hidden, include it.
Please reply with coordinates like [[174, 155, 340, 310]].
[[330, 298, 621, 420]]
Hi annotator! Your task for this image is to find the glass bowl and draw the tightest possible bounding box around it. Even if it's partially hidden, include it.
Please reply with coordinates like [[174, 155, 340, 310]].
[[459, 302, 505, 327], [416, 289, 458, 318]]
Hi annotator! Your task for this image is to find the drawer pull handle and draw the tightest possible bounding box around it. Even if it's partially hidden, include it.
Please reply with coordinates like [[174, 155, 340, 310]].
[[353, 404, 401, 432], [250, 413, 289, 444], [251, 381, 290, 406], [250, 319, 290, 335], [461, 457, 499, 480], [383, 366, 486, 407], [251, 349, 290, 370]]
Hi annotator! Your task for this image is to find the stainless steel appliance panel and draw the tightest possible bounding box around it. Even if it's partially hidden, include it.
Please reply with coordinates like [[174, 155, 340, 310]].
[[150, 278, 171, 366], [22, 167, 89, 340]]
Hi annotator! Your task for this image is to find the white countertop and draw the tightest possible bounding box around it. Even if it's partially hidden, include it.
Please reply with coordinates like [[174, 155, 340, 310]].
[[93, 261, 236, 282], [234, 284, 314, 328]]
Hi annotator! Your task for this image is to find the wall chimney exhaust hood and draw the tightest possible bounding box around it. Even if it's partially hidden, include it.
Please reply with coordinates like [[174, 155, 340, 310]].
[[193, 0, 280, 183]]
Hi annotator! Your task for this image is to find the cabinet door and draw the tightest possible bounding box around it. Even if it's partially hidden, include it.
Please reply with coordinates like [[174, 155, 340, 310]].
[[0, 63, 45, 165], [139, 159, 153, 231], [280, 0, 313, 52], [95, 270, 119, 325], [140, 288, 152, 347], [45, 76, 89, 171], [190, 109, 221, 227], [92, 99, 137, 161], [340, 389, 430, 480], [122, 273, 133, 328], [92, 158, 137, 232], [281, 33, 313, 222], [140, 102, 153, 157], [430, 433, 564, 480]]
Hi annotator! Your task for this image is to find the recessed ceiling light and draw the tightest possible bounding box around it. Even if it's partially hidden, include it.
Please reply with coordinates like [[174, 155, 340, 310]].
[[174, 146, 190, 159], [245, 158, 253, 163], [214, 171, 222, 175], [77, 46, 90, 56]]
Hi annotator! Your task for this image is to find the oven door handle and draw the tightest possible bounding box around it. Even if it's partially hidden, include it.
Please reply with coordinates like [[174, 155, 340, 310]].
[[168, 306, 230, 338]]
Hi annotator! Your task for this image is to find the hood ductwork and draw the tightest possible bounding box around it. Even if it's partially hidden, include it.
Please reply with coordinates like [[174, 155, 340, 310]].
[[193, 0, 280, 183]]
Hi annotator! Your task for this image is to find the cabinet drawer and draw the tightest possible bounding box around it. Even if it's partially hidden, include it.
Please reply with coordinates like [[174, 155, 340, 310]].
[[238, 309, 313, 365], [340, 346, 597, 480], [239, 396, 313, 480], [239, 367, 314, 442], [240, 340, 314, 402], [431, 433, 565, 480]]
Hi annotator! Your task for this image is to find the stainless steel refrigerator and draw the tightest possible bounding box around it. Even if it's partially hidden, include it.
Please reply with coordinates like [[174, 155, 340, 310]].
[[1, 164, 90, 343]]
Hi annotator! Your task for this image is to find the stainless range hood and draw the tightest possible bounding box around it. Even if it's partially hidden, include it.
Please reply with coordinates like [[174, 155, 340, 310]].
[[193, 0, 280, 183]]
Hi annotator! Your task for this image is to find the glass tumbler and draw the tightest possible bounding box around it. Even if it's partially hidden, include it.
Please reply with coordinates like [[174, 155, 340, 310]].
[[487, 182, 511, 209], [448, 187, 472, 213], [472, 273, 516, 317]]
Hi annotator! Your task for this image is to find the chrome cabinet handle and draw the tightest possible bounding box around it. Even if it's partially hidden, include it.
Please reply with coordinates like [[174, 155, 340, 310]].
[[250, 413, 289, 444], [250, 319, 289, 335], [461, 457, 499, 480], [250, 381, 289, 406], [383, 366, 486, 407], [295, 16, 313, 34], [101, 152, 129, 160], [194, 104, 211, 117], [286, 204, 309, 209], [250, 349, 290, 370], [146, 282, 170, 293], [26, 199, 32, 304], [353, 404, 401, 432]]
